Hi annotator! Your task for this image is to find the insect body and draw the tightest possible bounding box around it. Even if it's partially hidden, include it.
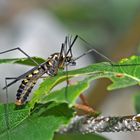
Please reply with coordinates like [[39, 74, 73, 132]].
[[2, 36, 77, 106], [16, 53, 61, 105], [1, 35, 113, 106], [16, 43, 77, 105]]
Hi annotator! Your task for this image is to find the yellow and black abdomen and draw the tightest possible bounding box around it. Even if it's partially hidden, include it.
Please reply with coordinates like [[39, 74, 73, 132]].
[[15, 53, 61, 106], [16, 66, 47, 106]]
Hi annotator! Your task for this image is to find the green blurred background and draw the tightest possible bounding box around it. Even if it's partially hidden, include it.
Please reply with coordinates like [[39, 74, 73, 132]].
[[0, 0, 140, 140]]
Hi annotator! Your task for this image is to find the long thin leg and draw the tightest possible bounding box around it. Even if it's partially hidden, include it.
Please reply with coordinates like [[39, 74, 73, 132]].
[[3, 70, 47, 90], [64, 36, 69, 102], [4, 77, 11, 140], [73, 36, 140, 67], [59, 36, 68, 60], [64, 35, 80, 102], [65, 63, 69, 102], [63, 36, 68, 58], [3, 74, 47, 129], [4, 78, 9, 127], [59, 44, 65, 58], [68, 35, 73, 58], [0, 47, 39, 66], [5, 76, 47, 80], [66, 35, 78, 56], [75, 36, 114, 64]]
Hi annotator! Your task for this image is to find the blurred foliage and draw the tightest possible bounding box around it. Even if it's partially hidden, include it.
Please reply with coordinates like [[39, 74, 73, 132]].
[[48, 0, 140, 47]]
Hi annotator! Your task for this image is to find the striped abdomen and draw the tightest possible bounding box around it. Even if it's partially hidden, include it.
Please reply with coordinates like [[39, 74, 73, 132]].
[[16, 57, 59, 106]]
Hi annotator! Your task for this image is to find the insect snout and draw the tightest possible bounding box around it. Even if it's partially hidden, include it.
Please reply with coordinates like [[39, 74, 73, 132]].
[[69, 60, 76, 66]]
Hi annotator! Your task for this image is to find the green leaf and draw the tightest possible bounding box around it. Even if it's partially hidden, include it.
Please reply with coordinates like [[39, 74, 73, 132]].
[[134, 93, 140, 113], [0, 102, 74, 140], [1, 56, 140, 140], [0, 104, 30, 136], [30, 56, 140, 108], [41, 76, 100, 107], [0, 57, 45, 66]]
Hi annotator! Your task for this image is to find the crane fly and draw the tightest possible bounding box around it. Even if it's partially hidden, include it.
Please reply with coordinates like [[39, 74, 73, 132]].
[[2, 36, 77, 106], [0, 35, 140, 137], [1, 35, 114, 106]]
